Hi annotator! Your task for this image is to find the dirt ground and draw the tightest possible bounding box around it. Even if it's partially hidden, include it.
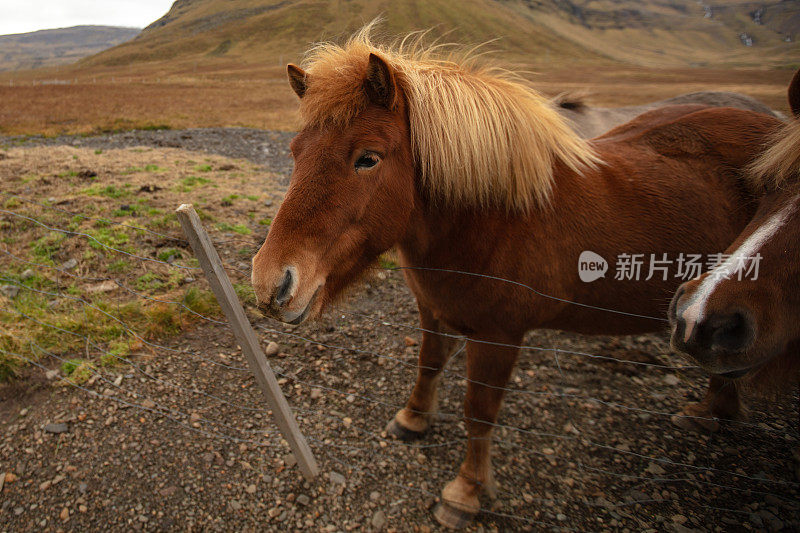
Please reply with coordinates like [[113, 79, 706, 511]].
[[0, 130, 798, 532]]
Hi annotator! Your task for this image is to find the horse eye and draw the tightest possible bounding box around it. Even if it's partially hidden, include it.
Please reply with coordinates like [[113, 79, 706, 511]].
[[355, 153, 379, 171]]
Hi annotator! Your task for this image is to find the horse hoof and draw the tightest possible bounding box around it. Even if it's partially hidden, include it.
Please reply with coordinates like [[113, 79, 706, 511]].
[[433, 502, 476, 529], [670, 413, 719, 433], [385, 418, 427, 441]]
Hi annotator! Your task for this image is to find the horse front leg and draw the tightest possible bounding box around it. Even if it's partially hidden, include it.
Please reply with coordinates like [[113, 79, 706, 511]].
[[434, 337, 520, 529], [386, 305, 461, 440], [672, 375, 746, 432]]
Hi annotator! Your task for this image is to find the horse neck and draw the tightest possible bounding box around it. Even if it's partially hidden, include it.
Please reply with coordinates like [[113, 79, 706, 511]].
[[397, 161, 582, 267]]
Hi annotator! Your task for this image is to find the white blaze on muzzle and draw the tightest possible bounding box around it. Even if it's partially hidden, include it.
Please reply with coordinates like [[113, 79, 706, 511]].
[[677, 196, 799, 340]]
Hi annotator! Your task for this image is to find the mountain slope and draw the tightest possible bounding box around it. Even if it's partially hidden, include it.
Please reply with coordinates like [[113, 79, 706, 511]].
[[0, 26, 140, 72], [508, 0, 799, 67], [78, 0, 798, 72], [81, 0, 606, 70]]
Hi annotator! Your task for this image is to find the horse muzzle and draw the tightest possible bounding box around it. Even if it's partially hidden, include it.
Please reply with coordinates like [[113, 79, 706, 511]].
[[253, 264, 323, 325]]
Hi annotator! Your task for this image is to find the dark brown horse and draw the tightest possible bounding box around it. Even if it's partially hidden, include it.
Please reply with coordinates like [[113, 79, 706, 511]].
[[251, 27, 782, 527], [669, 69, 800, 477], [556, 90, 783, 139]]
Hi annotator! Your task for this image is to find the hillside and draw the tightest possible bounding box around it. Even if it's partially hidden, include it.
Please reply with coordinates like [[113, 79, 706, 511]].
[[511, 0, 800, 68], [0, 26, 140, 72], [77, 0, 798, 72], [0, 0, 795, 136], [79, 0, 605, 72]]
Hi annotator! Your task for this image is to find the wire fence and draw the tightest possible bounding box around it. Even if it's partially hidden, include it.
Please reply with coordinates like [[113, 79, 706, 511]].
[[1, 191, 799, 530]]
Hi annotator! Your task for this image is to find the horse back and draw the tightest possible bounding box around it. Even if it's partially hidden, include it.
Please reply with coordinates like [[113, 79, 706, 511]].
[[593, 104, 709, 141], [595, 105, 783, 170]]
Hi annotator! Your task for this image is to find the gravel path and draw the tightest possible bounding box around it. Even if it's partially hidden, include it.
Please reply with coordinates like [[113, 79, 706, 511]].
[[1, 129, 799, 532]]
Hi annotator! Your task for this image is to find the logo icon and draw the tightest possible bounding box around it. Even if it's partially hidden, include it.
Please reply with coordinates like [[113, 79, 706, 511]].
[[578, 250, 608, 282]]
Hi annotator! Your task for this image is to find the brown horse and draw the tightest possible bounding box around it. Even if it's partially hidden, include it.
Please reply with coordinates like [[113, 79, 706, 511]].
[[669, 69, 800, 476], [251, 27, 782, 527], [555, 91, 783, 139]]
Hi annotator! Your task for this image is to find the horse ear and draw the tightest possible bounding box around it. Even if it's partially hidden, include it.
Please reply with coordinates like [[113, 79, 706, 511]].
[[287, 64, 307, 99], [788, 68, 800, 118], [364, 53, 397, 109]]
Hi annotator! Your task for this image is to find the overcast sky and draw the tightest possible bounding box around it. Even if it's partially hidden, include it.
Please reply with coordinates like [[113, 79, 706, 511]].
[[0, 0, 176, 35]]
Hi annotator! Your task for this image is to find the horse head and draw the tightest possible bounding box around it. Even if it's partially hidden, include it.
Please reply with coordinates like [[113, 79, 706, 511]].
[[252, 54, 415, 324]]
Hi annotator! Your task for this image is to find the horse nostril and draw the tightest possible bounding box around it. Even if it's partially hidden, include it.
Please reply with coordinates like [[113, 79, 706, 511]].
[[275, 268, 294, 306], [707, 311, 754, 353]]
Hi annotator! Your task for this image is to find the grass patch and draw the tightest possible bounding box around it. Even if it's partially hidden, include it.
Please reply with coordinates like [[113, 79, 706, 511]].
[[178, 175, 211, 192], [157, 248, 183, 262], [82, 184, 131, 199], [136, 272, 164, 291], [30, 233, 64, 263], [183, 287, 218, 316], [108, 259, 130, 273], [111, 205, 138, 217], [0, 145, 273, 382], [88, 227, 130, 250], [60, 358, 95, 382], [379, 255, 399, 270], [139, 124, 171, 131], [216, 222, 251, 235], [233, 283, 256, 305]]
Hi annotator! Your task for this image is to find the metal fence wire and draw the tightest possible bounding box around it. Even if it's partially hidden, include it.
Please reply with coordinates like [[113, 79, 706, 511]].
[[0, 192, 798, 531]]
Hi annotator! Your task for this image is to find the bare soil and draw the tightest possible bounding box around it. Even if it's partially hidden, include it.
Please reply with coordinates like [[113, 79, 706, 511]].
[[0, 130, 798, 532]]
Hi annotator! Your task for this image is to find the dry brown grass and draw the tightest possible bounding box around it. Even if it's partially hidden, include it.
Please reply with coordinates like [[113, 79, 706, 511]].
[[0, 77, 299, 136], [0, 64, 793, 137]]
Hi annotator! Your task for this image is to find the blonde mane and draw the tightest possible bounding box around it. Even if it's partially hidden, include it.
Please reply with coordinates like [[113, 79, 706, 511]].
[[297, 24, 600, 211], [748, 118, 800, 189]]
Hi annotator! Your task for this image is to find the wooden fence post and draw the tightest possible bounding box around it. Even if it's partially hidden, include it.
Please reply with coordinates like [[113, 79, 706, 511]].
[[176, 204, 319, 480]]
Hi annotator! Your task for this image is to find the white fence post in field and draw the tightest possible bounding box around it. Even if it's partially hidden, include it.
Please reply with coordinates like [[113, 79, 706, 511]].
[[176, 203, 319, 480]]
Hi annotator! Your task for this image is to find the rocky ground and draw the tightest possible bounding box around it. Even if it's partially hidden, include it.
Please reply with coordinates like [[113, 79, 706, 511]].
[[0, 129, 798, 532]]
